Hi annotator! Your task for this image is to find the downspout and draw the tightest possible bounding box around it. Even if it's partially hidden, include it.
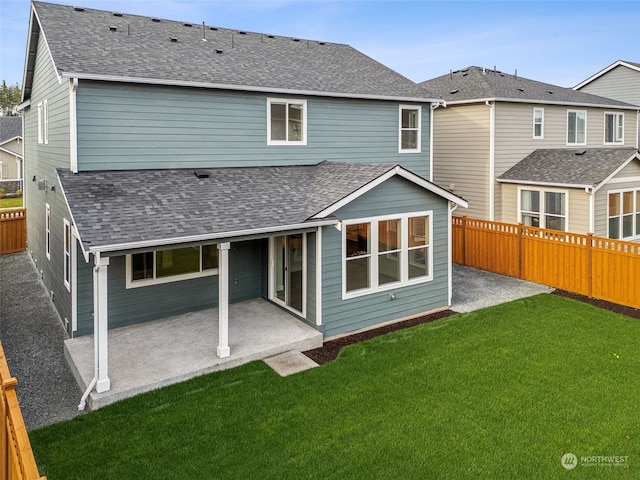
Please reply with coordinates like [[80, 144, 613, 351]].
[[448, 201, 459, 306], [585, 186, 594, 234], [78, 251, 100, 411], [430, 101, 445, 182], [69, 78, 78, 173], [486, 100, 495, 220]]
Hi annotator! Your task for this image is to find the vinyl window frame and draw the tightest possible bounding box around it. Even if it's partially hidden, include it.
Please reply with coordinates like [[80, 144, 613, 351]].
[[266, 98, 307, 146], [607, 188, 640, 240], [342, 211, 433, 300], [398, 105, 422, 153], [533, 107, 544, 139], [45, 203, 51, 260], [125, 245, 219, 289], [63, 218, 71, 291], [567, 109, 586, 145], [517, 186, 569, 232], [604, 112, 624, 145]]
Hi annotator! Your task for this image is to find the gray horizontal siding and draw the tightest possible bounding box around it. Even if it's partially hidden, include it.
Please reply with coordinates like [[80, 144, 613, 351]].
[[320, 176, 450, 337], [76, 82, 431, 178]]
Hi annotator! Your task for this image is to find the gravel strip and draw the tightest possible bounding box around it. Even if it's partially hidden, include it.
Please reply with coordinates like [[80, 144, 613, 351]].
[[0, 252, 82, 430]]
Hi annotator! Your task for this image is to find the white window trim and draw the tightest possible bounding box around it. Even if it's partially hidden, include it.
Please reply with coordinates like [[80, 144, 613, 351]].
[[533, 107, 544, 139], [398, 105, 422, 153], [604, 111, 624, 145], [566, 109, 587, 146], [45, 203, 51, 260], [43, 99, 49, 144], [63, 218, 71, 291], [607, 188, 640, 240], [268, 233, 307, 318], [517, 186, 569, 231], [37, 102, 43, 144], [267, 98, 308, 146], [125, 246, 219, 289], [342, 211, 433, 300]]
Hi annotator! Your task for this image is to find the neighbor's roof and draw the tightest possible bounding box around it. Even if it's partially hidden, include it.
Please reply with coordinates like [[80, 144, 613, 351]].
[[419, 66, 638, 109], [58, 161, 465, 254], [0, 116, 22, 144], [25, 1, 438, 102], [497, 148, 640, 188], [574, 60, 640, 90]]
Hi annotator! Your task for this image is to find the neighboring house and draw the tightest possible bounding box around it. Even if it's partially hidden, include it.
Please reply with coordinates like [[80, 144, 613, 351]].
[[420, 66, 640, 239], [19, 2, 466, 395], [0, 116, 23, 194], [574, 60, 640, 146]]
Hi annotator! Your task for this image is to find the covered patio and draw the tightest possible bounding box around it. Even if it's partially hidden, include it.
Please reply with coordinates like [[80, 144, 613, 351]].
[[64, 299, 322, 410]]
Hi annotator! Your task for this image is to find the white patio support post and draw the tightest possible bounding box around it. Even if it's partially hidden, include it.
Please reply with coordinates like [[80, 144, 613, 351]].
[[217, 242, 231, 358], [93, 254, 110, 393]]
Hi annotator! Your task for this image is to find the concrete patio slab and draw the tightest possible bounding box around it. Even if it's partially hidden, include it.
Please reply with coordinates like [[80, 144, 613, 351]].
[[264, 350, 319, 376], [64, 299, 322, 410]]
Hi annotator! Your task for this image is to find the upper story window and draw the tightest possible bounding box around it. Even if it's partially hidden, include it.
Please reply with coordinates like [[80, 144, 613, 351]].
[[399, 105, 421, 153], [604, 112, 624, 145], [567, 110, 586, 145], [45, 203, 51, 260], [520, 188, 567, 232], [63, 219, 71, 291], [608, 189, 640, 240], [267, 98, 307, 145], [37, 100, 49, 145], [126, 244, 219, 288], [533, 107, 544, 139], [343, 212, 432, 299]]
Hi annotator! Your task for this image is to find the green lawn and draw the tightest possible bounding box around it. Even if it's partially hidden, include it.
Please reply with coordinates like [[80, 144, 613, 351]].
[[0, 196, 23, 209], [30, 295, 639, 479]]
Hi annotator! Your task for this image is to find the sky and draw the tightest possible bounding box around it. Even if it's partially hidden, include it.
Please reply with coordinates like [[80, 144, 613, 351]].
[[1, 0, 639, 89]]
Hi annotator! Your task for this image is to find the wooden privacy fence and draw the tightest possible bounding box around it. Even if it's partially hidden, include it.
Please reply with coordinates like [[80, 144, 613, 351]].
[[0, 342, 46, 480], [452, 215, 640, 310], [0, 209, 26, 255]]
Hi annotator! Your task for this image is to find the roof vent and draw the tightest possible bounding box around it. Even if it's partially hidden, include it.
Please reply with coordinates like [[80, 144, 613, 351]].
[[517, 88, 524, 92], [449, 89, 459, 94], [183, 23, 192, 27], [194, 170, 210, 179], [73, 6, 85, 12], [574, 150, 587, 156], [267, 34, 275, 39], [209, 26, 218, 31], [318, 41, 326, 45], [170, 37, 178, 42], [151, 18, 161, 23], [292, 38, 300, 42], [547, 90, 553, 94], [215, 49, 224, 54], [113, 12, 123, 17], [109, 26, 117, 32], [238, 31, 247, 35]]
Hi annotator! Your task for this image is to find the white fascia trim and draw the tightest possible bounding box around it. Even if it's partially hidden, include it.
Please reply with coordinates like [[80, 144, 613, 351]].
[[497, 178, 592, 189], [312, 166, 467, 219], [88, 219, 337, 255], [55, 171, 90, 263], [0, 137, 23, 149], [444, 97, 639, 111], [574, 61, 640, 90], [593, 153, 640, 192], [0, 146, 23, 158], [15, 99, 31, 112], [60, 72, 439, 103]]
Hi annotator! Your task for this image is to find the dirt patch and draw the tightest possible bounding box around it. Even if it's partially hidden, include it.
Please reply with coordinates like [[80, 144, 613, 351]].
[[304, 291, 640, 366], [303, 309, 456, 365]]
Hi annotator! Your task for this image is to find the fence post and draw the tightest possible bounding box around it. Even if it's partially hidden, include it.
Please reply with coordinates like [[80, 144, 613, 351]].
[[461, 215, 467, 266], [518, 222, 524, 280], [587, 233, 593, 298]]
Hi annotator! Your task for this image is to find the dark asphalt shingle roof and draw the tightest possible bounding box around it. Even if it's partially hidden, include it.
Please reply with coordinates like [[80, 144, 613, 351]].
[[58, 161, 402, 251], [498, 148, 640, 187], [419, 66, 637, 108], [0, 116, 22, 144], [31, 2, 436, 101]]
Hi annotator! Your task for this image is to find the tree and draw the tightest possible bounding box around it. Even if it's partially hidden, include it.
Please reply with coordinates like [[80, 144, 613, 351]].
[[0, 81, 22, 116]]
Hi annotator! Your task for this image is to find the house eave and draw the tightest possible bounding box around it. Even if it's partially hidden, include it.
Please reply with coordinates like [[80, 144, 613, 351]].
[[86, 219, 338, 256], [496, 178, 593, 189], [61, 72, 438, 103], [442, 97, 638, 110]]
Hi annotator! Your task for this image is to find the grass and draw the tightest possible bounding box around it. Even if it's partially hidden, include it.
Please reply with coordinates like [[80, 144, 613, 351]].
[[0, 196, 23, 209], [30, 295, 639, 479]]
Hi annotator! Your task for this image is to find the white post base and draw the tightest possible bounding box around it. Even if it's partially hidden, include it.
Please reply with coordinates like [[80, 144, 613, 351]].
[[216, 345, 231, 358]]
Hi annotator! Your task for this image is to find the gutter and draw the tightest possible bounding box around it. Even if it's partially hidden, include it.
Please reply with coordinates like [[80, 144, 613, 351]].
[[443, 97, 638, 111]]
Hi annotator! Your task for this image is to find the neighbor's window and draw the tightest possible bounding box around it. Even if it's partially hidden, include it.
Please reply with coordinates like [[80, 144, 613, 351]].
[[533, 107, 544, 139], [520, 189, 566, 231], [399, 105, 421, 152], [608, 189, 640, 240], [343, 212, 432, 298], [127, 244, 219, 288], [45, 203, 51, 260], [604, 112, 624, 144], [63, 219, 71, 291], [267, 98, 307, 145], [567, 110, 586, 145]]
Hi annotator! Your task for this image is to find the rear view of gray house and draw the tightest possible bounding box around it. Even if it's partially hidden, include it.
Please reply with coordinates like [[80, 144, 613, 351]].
[[19, 1, 466, 405]]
